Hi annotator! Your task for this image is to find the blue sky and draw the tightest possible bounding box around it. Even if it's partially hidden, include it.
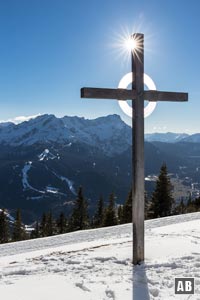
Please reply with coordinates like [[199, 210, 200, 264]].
[[0, 0, 199, 133]]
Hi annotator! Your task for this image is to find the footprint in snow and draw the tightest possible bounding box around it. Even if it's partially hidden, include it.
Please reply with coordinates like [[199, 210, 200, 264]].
[[75, 281, 91, 292], [105, 288, 115, 299], [149, 287, 159, 297]]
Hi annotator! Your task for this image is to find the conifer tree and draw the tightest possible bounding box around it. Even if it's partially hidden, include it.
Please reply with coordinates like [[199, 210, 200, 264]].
[[186, 195, 196, 213], [31, 221, 40, 239], [46, 211, 54, 236], [145, 191, 152, 219], [57, 212, 67, 234], [93, 196, 104, 228], [117, 205, 123, 224], [69, 187, 89, 231], [0, 209, 9, 243], [122, 189, 132, 223], [194, 197, 200, 211], [187, 194, 192, 207], [12, 209, 26, 241], [103, 193, 118, 227], [176, 198, 186, 215], [150, 163, 174, 218], [40, 213, 48, 237]]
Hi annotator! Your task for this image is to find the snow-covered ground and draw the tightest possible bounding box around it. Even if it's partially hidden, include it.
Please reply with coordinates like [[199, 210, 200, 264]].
[[0, 212, 200, 299]]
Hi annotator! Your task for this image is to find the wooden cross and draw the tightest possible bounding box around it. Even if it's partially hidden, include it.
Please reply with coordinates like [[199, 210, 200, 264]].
[[81, 33, 188, 265]]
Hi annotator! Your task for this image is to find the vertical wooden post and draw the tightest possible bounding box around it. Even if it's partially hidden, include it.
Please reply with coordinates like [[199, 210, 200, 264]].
[[132, 33, 144, 265], [81, 31, 188, 265]]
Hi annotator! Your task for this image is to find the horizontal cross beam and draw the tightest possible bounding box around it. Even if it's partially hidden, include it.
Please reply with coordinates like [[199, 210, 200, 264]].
[[81, 87, 188, 102], [81, 87, 136, 100], [144, 90, 188, 102]]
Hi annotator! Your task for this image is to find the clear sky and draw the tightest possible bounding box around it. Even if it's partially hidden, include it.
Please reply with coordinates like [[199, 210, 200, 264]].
[[0, 0, 199, 133]]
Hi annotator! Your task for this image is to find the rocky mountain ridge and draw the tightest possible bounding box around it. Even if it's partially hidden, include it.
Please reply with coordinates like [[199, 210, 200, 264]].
[[0, 114, 200, 223]]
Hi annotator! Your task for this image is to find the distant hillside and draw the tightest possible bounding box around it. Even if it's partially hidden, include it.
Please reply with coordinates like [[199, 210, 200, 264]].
[[0, 114, 199, 223], [145, 132, 189, 143]]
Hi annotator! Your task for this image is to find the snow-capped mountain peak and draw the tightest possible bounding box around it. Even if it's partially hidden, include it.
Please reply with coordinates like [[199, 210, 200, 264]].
[[0, 114, 131, 155]]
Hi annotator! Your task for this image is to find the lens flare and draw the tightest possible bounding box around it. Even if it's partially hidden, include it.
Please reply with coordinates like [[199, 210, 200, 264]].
[[125, 37, 137, 51], [118, 73, 157, 118]]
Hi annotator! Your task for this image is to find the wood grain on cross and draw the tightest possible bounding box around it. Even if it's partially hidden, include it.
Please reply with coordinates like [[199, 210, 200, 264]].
[[81, 33, 188, 265]]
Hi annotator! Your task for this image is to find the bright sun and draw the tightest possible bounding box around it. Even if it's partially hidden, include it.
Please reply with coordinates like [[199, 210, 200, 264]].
[[110, 24, 153, 66], [125, 37, 137, 51]]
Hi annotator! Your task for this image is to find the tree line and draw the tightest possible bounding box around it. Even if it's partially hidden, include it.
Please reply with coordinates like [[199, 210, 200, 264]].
[[30, 187, 133, 239], [146, 163, 200, 218], [1, 163, 200, 244], [0, 187, 132, 243], [0, 209, 27, 243]]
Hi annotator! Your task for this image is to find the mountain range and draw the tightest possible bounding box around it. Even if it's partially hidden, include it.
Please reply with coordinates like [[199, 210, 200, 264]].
[[145, 132, 189, 143], [0, 114, 200, 223]]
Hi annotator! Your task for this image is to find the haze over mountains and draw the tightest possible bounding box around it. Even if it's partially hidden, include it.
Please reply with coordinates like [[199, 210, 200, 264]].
[[145, 132, 189, 143], [0, 114, 200, 223]]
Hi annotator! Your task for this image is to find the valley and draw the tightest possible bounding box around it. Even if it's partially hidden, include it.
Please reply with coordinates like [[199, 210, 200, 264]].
[[0, 114, 200, 223]]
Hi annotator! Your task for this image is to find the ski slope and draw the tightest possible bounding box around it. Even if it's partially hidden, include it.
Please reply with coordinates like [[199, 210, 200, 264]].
[[0, 212, 200, 299]]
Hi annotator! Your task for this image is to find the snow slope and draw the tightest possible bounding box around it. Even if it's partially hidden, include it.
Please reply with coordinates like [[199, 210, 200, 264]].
[[0, 212, 200, 299]]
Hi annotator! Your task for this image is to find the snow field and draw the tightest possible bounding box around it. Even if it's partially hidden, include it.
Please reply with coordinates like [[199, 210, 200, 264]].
[[0, 212, 200, 299]]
